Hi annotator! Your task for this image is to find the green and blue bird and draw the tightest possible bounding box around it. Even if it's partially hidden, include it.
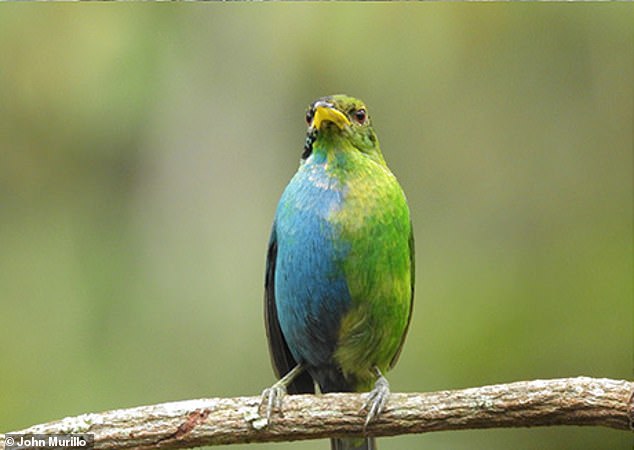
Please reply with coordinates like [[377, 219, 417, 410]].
[[263, 95, 414, 450]]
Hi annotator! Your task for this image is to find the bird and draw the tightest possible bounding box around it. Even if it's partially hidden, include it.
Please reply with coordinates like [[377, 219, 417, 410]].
[[262, 94, 414, 450]]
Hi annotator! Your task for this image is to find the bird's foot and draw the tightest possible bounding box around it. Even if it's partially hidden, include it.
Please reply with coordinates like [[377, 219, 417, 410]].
[[259, 363, 304, 421], [361, 368, 390, 428], [260, 381, 287, 421]]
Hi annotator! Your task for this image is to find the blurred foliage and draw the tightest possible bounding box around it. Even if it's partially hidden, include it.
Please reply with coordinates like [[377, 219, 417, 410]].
[[0, 4, 632, 450]]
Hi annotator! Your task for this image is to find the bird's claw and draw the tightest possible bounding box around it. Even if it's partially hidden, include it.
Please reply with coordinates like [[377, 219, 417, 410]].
[[258, 364, 305, 422], [361, 374, 390, 428], [260, 383, 287, 420]]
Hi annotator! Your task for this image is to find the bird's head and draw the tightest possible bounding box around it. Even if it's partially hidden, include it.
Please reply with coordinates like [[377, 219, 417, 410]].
[[302, 95, 385, 165]]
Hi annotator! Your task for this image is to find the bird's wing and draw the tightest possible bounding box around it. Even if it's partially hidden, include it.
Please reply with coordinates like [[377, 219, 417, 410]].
[[389, 222, 415, 369], [264, 225, 315, 394]]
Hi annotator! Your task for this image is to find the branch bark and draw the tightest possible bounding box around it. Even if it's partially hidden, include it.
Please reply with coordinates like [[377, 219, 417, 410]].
[[2, 377, 632, 450]]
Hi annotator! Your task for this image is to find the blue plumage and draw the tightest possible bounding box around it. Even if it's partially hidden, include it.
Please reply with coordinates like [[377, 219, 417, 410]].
[[274, 160, 352, 385]]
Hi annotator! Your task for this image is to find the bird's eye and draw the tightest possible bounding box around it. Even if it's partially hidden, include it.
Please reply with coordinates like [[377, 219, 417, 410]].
[[354, 109, 367, 124], [305, 109, 314, 125]]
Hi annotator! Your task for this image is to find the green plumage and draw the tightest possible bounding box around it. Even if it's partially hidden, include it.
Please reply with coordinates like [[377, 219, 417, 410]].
[[325, 129, 413, 391]]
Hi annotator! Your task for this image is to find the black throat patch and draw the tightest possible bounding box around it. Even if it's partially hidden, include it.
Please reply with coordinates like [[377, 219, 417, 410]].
[[302, 129, 317, 160]]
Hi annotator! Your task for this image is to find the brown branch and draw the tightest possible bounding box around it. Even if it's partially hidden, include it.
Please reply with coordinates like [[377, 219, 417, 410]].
[[2, 377, 633, 449]]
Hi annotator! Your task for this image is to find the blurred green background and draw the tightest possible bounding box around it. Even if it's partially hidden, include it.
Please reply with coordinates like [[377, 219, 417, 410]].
[[1, 4, 631, 450]]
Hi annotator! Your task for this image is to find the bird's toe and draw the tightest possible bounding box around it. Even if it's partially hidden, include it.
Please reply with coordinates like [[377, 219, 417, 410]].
[[260, 384, 287, 420], [362, 375, 390, 428]]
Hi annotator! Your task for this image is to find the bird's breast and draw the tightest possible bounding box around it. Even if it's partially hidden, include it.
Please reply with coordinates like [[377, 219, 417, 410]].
[[273, 158, 408, 364], [272, 163, 356, 367]]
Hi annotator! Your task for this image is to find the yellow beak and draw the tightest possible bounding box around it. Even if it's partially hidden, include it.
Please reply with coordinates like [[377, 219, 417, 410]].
[[311, 103, 351, 130]]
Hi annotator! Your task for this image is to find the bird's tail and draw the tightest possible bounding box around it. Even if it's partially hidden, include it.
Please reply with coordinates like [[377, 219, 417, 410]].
[[330, 437, 376, 450]]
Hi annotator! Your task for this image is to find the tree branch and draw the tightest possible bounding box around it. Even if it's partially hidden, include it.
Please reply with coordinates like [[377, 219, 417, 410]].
[[2, 377, 632, 449]]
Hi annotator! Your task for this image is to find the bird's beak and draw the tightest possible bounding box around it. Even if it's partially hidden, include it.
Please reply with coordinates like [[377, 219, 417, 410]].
[[311, 102, 351, 131]]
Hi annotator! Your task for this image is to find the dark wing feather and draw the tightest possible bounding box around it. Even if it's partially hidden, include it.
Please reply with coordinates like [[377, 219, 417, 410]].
[[264, 226, 315, 394], [389, 223, 415, 369]]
